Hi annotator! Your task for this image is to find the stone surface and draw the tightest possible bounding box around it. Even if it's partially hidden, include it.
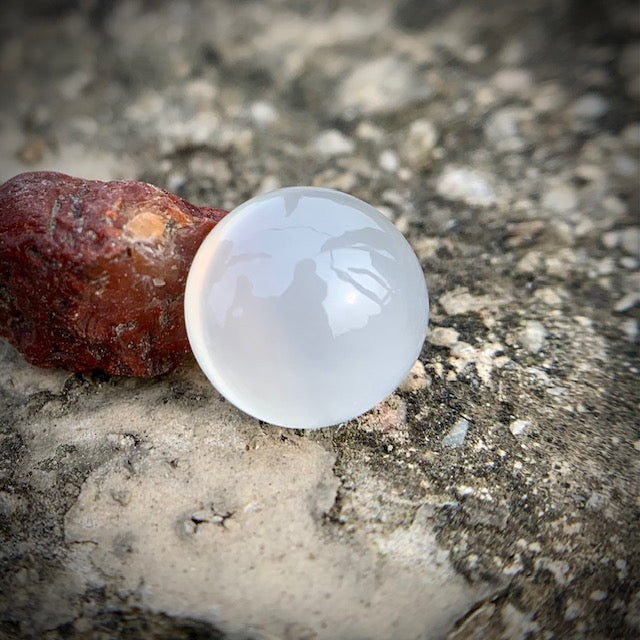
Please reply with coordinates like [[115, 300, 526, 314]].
[[185, 187, 429, 428], [0, 1, 638, 639], [0, 172, 226, 376]]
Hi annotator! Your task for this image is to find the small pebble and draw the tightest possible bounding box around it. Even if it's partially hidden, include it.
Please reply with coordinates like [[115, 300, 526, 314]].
[[399, 360, 429, 393], [542, 184, 577, 213], [436, 166, 496, 207], [621, 318, 638, 343], [602, 230, 619, 249], [313, 129, 355, 157], [533, 288, 562, 306], [596, 256, 616, 275], [574, 315, 593, 328], [456, 485, 475, 498], [614, 293, 640, 313], [491, 68, 533, 98], [428, 326, 460, 347], [574, 163, 605, 185], [620, 227, 640, 256], [257, 175, 281, 195], [564, 600, 583, 621], [484, 107, 528, 153], [509, 419, 530, 437], [570, 93, 609, 120], [585, 492, 607, 510], [442, 418, 470, 448], [518, 320, 547, 354], [401, 119, 438, 170], [532, 82, 566, 113], [439, 287, 493, 315], [516, 251, 542, 274], [334, 55, 426, 118], [620, 256, 639, 270], [381, 189, 405, 208], [354, 121, 384, 142], [250, 101, 277, 126], [613, 154, 638, 178], [378, 150, 399, 173]]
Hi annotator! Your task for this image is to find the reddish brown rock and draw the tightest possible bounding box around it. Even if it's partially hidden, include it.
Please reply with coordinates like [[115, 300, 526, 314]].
[[0, 171, 227, 377]]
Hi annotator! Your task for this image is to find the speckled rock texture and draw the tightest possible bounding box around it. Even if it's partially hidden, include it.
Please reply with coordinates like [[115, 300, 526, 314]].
[[0, 172, 226, 377], [0, 1, 638, 639]]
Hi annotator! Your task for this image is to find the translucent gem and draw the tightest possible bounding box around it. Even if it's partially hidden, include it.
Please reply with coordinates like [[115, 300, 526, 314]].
[[184, 187, 429, 429]]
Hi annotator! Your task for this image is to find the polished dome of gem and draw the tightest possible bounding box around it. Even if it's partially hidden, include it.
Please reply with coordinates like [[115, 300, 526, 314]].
[[185, 187, 429, 429]]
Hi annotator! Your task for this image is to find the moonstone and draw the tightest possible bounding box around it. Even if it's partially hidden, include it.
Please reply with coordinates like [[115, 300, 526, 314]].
[[185, 187, 429, 429]]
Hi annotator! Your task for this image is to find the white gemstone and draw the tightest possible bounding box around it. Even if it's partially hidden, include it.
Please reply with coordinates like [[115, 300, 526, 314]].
[[185, 187, 429, 429]]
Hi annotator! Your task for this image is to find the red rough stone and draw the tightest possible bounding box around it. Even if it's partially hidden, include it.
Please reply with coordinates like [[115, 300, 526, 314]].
[[0, 171, 227, 377]]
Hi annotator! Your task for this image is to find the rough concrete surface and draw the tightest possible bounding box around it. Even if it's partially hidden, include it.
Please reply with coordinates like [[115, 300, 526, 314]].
[[0, 1, 638, 638]]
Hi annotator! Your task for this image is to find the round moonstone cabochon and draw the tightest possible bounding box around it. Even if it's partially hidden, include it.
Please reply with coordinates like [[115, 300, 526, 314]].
[[185, 187, 429, 429]]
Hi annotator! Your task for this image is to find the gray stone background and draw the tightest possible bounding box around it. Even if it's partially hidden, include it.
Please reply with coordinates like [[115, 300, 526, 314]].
[[0, 0, 638, 638]]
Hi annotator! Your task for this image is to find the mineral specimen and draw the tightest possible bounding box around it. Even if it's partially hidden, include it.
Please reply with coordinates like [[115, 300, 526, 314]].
[[185, 187, 429, 428], [0, 171, 227, 376]]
